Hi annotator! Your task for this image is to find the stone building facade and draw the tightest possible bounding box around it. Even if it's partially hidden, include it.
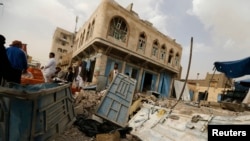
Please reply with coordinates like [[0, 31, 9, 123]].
[[51, 0, 183, 97], [50, 27, 75, 68], [187, 72, 233, 102], [187, 72, 233, 88]]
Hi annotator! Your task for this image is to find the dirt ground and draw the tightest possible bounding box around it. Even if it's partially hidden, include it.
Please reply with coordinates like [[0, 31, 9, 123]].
[[52, 89, 250, 141]]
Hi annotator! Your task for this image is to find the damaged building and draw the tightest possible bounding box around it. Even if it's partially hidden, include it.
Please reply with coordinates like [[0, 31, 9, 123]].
[[50, 0, 183, 97]]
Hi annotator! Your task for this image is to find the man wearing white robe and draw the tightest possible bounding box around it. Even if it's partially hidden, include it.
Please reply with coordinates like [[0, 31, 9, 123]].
[[42, 52, 56, 82]]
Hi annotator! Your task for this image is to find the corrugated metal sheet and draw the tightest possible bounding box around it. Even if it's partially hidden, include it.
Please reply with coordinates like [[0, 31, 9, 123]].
[[129, 103, 250, 141], [96, 73, 137, 127]]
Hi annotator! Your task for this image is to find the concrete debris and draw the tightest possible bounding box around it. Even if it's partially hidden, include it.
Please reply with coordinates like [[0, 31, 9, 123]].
[[54, 88, 250, 141], [54, 89, 143, 141]]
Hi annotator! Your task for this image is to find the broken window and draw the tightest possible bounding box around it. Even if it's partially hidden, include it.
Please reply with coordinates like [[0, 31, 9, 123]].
[[108, 16, 128, 42], [137, 32, 146, 51], [151, 40, 159, 57], [160, 44, 166, 60]]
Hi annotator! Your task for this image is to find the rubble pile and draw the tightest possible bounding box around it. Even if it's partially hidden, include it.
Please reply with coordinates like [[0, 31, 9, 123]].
[[73, 90, 105, 116], [54, 88, 250, 141], [54, 89, 143, 141]]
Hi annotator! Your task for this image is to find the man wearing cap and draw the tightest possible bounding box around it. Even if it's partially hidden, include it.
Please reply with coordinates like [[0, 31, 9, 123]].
[[6, 40, 28, 84]]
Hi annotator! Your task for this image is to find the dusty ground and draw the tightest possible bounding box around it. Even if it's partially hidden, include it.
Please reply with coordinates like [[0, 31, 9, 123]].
[[52, 89, 250, 141]]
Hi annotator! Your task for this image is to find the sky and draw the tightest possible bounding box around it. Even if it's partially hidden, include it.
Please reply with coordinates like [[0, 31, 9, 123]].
[[1, 0, 250, 81]]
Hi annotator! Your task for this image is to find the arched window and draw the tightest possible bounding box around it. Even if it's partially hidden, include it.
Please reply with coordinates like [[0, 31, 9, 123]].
[[137, 32, 146, 51], [90, 20, 95, 37], [108, 16, 128, 42], [63, 49, 67, 53], [160, 44, 166, 60], [57, 48, 62, 53], [86, 24, 91, 41], [79, 30, 85, 47], [168, 49, 174, 64], [151, 40, 159, 57], [174, 53, 180, 66]]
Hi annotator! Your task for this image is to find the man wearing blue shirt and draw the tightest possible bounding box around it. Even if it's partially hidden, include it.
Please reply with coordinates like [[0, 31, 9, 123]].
[[6, 40, 28, 84]]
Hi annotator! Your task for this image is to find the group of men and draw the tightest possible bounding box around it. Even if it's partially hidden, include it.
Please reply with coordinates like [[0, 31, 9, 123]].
[[43, 59, 120, 91], [41, 53, 75, 84], [41, 59, 89, 91], [41, 58, 86, 90], [0, 34, 122, 91], [0, 34, 28, 85], [0, 34, 60, 85]]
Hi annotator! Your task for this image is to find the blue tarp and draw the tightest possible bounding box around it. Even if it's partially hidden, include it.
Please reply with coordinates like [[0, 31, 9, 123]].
[[214, 57, 250, 78]]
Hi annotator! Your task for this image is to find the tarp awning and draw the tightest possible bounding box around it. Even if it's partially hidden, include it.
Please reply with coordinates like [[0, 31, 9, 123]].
[[214, 57, 250, 78], [174, 80, 190, 101]]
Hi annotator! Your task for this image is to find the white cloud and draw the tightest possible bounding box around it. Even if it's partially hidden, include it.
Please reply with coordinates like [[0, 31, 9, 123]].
[[2, 0, 250, 79], [192, 0, 250, 50], [118, 0, 170, 35]]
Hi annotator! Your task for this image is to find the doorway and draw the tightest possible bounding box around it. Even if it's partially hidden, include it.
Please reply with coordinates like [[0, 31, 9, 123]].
[[142, 72, 153, 92]]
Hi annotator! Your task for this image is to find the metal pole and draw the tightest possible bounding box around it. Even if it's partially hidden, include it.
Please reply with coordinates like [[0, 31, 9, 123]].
[[171, 37, 193, 109]]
